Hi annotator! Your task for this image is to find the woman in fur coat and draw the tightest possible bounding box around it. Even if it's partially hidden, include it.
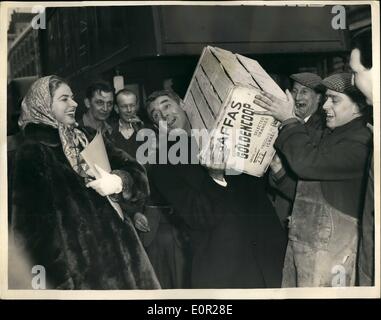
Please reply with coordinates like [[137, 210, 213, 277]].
[[9, 75, 160, 290]]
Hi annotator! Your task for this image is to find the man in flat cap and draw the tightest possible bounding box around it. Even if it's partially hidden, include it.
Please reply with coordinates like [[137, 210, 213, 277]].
[[268, 72, 324, 228], [290, 72, 323, 122], [253, 73, 372, 287]]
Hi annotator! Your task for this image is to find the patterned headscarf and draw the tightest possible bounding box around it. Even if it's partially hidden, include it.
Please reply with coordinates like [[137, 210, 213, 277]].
[[18, 76, 89, 176]]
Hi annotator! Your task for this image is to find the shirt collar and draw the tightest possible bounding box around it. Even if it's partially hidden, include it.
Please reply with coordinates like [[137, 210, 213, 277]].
[[119, 119, 133, 130], [118, 119, 135, 140], [83, 113, 113, 135], [304, 115, 312, 123]]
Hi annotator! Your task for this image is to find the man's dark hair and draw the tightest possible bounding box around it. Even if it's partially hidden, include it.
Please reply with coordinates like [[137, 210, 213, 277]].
[[347, 87, 369, 112], [351, 28, 372, 69], [85, 81, 114, 100], [115, 88, 138, 102], [145, 90, 182, 111]]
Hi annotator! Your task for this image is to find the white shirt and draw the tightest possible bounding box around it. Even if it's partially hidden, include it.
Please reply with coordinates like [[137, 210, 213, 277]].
[[304, 115, 312, 123], [119, 119, 135, 140], [211, 176, 228, 187]]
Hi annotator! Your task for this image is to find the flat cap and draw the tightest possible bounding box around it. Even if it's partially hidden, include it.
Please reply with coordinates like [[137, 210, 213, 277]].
[[322, 72, 367, 108], [321, 72, 358, 95], [290, 72, 322, 90]]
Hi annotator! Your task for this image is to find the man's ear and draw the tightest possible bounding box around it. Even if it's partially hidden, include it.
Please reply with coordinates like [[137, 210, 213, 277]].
[[352, 101, 361, 115], [114, 104, 119, 114], [84, 98, 91, 109], [316, 93, 323, 105]]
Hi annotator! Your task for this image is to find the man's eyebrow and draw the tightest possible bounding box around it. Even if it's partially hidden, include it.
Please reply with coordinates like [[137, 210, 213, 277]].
[[58, 94, 70, 98], [326, 93, 340, 98], [159, 99, 169, 105]]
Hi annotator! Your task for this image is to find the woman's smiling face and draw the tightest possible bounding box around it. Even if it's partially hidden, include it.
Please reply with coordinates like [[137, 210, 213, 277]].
[[51, 83, 78, 126]]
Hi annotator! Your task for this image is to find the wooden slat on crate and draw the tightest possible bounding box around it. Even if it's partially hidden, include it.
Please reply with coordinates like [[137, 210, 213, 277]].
[[195, 67, 222, 116], [184, 92, 206, 130], [184, 47, 207, 103], [210, 47, 257, 88], [236, 54, 287, 100], [190, 82, 216, 129], [200, 47, 234, 102]]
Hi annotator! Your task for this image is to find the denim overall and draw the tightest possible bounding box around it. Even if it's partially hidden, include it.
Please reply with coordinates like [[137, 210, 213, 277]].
[[282, 181, 359, 287]]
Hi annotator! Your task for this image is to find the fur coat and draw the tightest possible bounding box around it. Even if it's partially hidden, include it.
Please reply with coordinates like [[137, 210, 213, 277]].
[[10, 123, 160, 289]]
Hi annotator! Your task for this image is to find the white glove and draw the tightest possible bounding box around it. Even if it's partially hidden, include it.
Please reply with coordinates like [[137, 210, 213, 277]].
[[270, 153, 283, 174], [200, 136, 228, 171], [86, 164, 123, 196]]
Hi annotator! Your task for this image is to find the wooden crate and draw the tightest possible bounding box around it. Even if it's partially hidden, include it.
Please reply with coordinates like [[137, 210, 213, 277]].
[[183, 46, 286, 130], [183, 46, 287, 177]]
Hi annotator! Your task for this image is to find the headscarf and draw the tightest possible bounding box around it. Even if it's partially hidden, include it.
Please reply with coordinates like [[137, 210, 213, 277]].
[[18, 76, 89, 176]]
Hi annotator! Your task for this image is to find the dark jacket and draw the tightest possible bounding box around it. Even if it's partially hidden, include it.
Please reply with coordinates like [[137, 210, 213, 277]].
[[274, 117, 372, 219], [268, 112, 324, 227], [358, 148, 374, 285], [107, 120, 147, 160], [10, 123, 160, 289], [150, 137, 287, 288], [107, 121, 191, 289]]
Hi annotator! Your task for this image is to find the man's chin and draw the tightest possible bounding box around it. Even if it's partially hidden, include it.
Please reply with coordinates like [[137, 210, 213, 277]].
[[97, 115, 110, 121], [121, 117, 132, 123], [325, 120, 335, 130], [295, 111, 304, 119], [122, 114, 136, 120]]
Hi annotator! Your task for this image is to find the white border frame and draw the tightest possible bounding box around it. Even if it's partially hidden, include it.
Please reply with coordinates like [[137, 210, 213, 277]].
[[1, 0, 379, 300]]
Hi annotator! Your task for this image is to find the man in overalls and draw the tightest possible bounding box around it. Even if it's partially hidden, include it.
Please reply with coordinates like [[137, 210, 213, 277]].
[[253, 73, 372, 287], [269, 72, 324, 228]]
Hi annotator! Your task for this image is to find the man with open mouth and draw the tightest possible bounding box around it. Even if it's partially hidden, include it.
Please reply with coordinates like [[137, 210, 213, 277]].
[[291, 72, 323, 122], [253, 72, 372, 287], [269, 72, 324, 229]]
